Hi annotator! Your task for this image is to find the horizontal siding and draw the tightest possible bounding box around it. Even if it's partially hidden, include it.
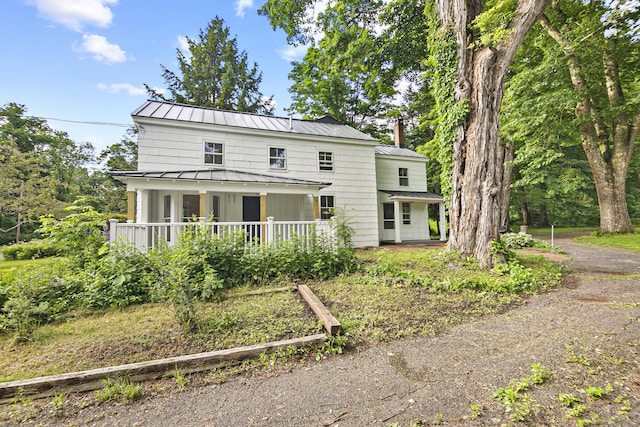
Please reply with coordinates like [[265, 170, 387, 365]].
[[136, 122, 380, 247], [375, 157, 428, 192]]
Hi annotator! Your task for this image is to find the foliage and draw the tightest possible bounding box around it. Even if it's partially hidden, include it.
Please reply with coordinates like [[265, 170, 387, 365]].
[[0, 240, 60, 261], [146, 16, 273, 114], [0, 103, 95, 245], [37, 205, 109, 268], [499, 232, 555, 250], [95, 377, 141, 404], [492, 364, 550, 421]]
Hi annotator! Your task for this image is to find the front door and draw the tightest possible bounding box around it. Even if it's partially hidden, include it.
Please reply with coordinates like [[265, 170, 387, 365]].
[[243, 196, 261, 241]]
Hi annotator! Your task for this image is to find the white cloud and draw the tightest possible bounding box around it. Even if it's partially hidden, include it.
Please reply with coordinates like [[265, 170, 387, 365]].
[[97, 83, 152, 96], [77, 34, 126, 64], [29, 0, 117, 32], [235, 0, 253, 17], [277, 44, 308, 62], [177, 35, 190, 52]]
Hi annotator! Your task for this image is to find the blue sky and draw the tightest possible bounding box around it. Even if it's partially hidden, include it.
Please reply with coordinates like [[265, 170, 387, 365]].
[[1, 0, 305, 153]]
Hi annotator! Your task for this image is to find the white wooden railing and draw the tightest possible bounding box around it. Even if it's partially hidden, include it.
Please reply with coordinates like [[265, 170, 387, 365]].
[[108, 217, 336, 252]]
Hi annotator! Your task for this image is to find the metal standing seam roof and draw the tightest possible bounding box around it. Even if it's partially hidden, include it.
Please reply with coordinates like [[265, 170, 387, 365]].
[[132, 100, 378, 142], [380, 190, 444, 201], [374, 145, 429, 159], [109, 168, 331, 188]]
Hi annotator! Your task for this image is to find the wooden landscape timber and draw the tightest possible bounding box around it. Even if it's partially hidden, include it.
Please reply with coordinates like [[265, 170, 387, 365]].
[[0, 334, 326, 403], [0, 284, 342, 402], [298, 284, 341, 335]]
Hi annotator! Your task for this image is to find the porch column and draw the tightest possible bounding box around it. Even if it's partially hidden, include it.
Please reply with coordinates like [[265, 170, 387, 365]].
[[439, 202, 447, 241], [260, 193, 267, 222], [199, 192, 207, 219], [260, 193, 267, 244], [127, 191, 136, 222], [393, 200, 402, 243], [312, 195, 320, 220], [425, 203, 432, 240]]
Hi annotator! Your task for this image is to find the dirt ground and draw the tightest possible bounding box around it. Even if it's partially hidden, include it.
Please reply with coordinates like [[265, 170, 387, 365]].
[[4, 237, 640, 426]]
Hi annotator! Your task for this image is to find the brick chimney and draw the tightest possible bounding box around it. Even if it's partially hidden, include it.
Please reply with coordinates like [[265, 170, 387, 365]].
[[394, 118, 405, 148]]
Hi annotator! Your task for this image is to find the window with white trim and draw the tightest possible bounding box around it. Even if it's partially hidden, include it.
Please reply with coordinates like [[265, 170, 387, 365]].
[[383, 203, 395, 229], [269, 147, 286, 169], [204, 142, 223, 165], [399, 168, 409, 186], [318, 151, 334, 171], [320, 195, 335, 219], [402, 202, 411, 224]]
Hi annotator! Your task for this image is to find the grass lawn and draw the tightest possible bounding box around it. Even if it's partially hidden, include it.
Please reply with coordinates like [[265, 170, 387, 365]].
[[0, 247, 565, 383], [575, 231, 640, 251]]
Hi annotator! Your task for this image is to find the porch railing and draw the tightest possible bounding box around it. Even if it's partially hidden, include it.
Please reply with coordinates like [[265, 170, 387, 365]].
[[108, 217, 336, 253]]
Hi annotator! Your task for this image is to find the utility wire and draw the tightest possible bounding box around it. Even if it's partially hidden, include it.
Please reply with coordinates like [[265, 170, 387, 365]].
[[27, 115, 132, 128]]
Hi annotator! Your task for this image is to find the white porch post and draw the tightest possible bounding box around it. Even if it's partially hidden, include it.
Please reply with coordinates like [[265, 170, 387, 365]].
[[266, 216, 275, 245], [393, 200, 402, 243], [108, 219, 118, 245], [425, 203, 432, 240], [439, 202, 447, 241]]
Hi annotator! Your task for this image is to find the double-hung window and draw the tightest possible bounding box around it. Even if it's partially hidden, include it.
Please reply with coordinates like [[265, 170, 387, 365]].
[[318, 151, 334, 172], [399, 168, 409, 186], [320, 195, 335, 219], [269, 147, 286, 169], [402, 202, 411, 224], [204, 142, 223, 165]]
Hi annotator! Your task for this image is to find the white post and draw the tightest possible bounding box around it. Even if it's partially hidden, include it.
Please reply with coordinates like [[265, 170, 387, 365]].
[[551, 225, 554, 248], [439, 202, 447, 241], [108, 219, 118, 245], [393, 200, 402, 243], [267, 216, 275, 245]]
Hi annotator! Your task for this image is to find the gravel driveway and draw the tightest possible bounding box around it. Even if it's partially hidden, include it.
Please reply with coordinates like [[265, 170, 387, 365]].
[[8, 238, 640, 426]]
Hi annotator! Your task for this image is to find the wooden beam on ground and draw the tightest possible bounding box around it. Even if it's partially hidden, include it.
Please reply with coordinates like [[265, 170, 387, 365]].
[[0, 333, 326, 403], [298, 284, 341, 336], [225, 286, 296, 299]]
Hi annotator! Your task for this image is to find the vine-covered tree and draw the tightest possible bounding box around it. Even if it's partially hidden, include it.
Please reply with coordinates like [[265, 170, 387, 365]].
[[146, 16, 274, 114]]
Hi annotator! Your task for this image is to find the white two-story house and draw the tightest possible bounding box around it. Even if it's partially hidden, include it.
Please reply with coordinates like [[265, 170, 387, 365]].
[[110, 100, 446, 248]]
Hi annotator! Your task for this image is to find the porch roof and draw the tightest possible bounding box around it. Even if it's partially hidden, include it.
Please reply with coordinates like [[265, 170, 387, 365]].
[[110, 168, 331, 188], [380, 190, 444, 203]]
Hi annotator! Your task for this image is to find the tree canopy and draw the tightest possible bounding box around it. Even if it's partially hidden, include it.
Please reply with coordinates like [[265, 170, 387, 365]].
[[146, 16, 274, 114]]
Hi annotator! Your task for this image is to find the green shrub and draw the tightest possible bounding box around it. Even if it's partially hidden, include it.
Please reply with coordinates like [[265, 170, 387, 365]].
[[81, 243, 152, 309], [0, 240, 60, 261]]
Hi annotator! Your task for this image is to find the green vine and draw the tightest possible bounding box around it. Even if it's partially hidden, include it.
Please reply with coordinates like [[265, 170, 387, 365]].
[[425, 5, 470, 203]]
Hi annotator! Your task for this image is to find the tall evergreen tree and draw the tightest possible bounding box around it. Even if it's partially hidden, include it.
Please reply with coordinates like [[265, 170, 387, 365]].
[[146, 17, 274, 114]]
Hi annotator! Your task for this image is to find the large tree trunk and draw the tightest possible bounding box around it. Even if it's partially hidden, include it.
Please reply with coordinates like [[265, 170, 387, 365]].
[[436, 0, 550, 266], [540, 16, 637, 234]]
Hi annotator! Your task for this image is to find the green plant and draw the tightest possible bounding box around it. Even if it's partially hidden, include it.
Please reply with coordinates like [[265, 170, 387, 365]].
[[51, 392, 65, 417], [558, 392, 581, 407], [0, 240, 60, 261], [585, 384, 612, 399], [530, 363, 551, 384], [174, 365, 189, 391], [469, 402, 481, 419], [95, 377, 141, 403]]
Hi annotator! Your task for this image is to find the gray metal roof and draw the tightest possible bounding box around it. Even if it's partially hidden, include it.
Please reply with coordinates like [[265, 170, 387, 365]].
[[110, 168, 331, 188], [380, 190, 444, 201], [132, 100, 378, 142], [375, 145, 428, 159]]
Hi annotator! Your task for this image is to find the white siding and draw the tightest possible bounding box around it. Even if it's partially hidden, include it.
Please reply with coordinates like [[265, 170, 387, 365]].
[[375, 156, 428, 192], [135, 120, 380, 247]]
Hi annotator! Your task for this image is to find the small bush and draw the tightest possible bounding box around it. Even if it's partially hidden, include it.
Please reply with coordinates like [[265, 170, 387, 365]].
[[0, 240, 60, 261]]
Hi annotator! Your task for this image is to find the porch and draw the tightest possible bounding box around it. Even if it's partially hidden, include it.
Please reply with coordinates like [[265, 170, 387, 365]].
[[108, 217, 336, 253]]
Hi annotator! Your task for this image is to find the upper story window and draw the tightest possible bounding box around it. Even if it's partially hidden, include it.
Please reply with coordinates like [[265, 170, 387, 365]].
[[269, 147, 286, 169], [204, 142, 223, 165], [318, 151, 334, 172], [399, 167, 409, 186]]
